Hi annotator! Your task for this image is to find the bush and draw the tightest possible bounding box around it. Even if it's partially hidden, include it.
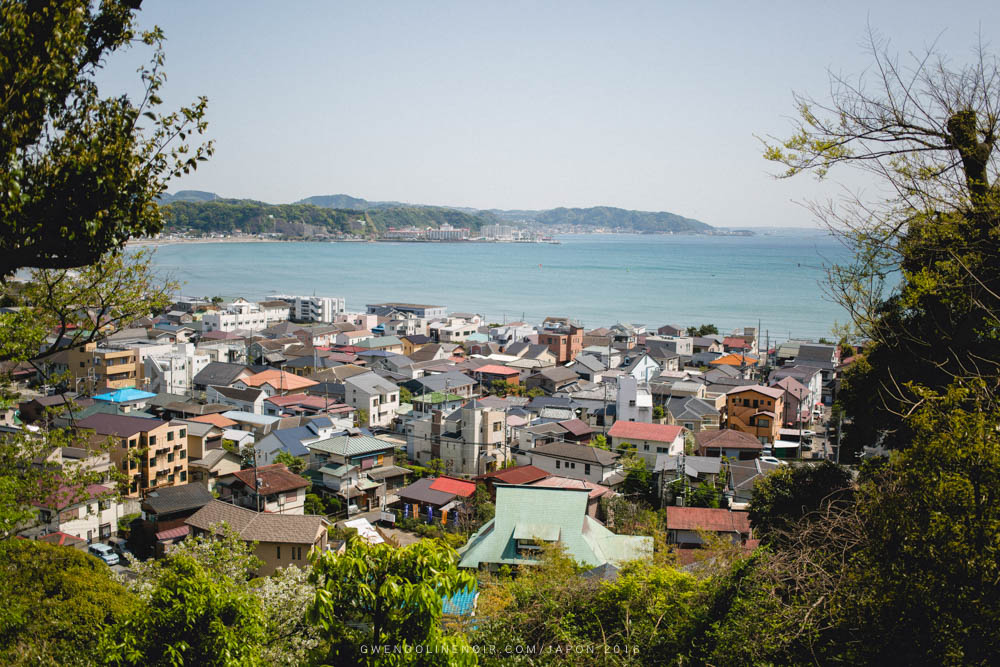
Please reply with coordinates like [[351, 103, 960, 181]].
[[118, 512, 140, 534]]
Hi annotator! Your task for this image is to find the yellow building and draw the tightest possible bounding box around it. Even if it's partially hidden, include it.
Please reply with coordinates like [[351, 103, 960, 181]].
[[724, 385, 785, 445], [68, 342, 139, 392]]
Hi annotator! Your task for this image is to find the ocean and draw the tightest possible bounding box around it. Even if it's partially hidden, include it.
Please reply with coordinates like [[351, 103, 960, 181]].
[[145, 230, 855, 341]]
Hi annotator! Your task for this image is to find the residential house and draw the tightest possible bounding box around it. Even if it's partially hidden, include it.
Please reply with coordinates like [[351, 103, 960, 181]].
[[217, 463, 309, 514], [607, 420, 686, 469], [30, 483, 122, 545], [344, 373, 400, 428], [407, 400, 509, 475], [335, 329, 375, 346], [192, 361, 252, 392], [207, 385, 267, 414], [132, 483, 215, 557], [616, 376, 653, 423], [254, 417, 344, 464], [68, 342, 139, 392], [622, 353, 661, 383], [725, 385, 786, 444], [657, 324, 686, 337], [527, 441, 622, 485], [525, 366, 580, 394], [306, 433, 409, 510], [402, 371, 477, 400], [263, 394, 354, 420], [653, 454, 722, 506], [665, 506, 752, 547], [769, 365, 823, 409], [175, 419, 224, 459], [187, 448, 242, 493], [474, 465, 551, 499], [400, 334, 433, 356], [234, 369, 318, 397], [771, 376, 810, 426], [609, 322, 642, 350], [354, 336, 404, 354], [663, 396, 721, 432], [469, 364, 521, 390], [186, 500, 329, 575], [567, 354, 606, 382], [526, 476, 614, 518], [396, 476, 477, 521], [695, 429, 764, 460], [459, 485, 652, 570]]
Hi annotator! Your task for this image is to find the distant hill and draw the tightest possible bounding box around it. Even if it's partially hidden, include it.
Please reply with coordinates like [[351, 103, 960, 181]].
[[157, 190, 221, 204], [533, 206, 711, 233], [160, 199, 361, 236], [158, 191, 713, 235]]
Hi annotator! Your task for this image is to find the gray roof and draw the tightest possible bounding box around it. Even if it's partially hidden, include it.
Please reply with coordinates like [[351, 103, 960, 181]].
[[142, 484, 215, 515], [344, 372, 399, 395], [186, 500, 327, 544], [408, 371, 475, 393], [209, 385, 265, 402], [571, 354, 606, 373], [536, 366, 580, 383], [665, 396, 718, 421], [396, 477, 457, 506], [796, 344, 836, 362], [531, 441, 619, 466], [193, 361, 249, 387], [654, 454, 722, 477]]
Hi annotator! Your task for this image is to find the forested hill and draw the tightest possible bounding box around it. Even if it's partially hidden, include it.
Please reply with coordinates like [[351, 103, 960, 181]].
[[159, 199, 498, 236], [532, 206, 712, 233], [159, 192, 713, 235]]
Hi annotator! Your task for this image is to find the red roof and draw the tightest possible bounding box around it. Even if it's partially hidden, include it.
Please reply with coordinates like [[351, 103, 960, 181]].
[[477, 465, 550, 485], [428, 476, 477, 497], [608, 421, 684, 443], [33, 483, 112, 510], [156, 525, 190, 541], [665, 507, 751, 534], [558, 418, 592, 437], [230, 463, 310, 494], [36, 531, 86, 547], [473, 364, 520, 376], [723, 337, 751, 349]]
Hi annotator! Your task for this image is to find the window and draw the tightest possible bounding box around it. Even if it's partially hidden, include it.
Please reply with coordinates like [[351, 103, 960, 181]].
[[555, 460, 560, 469], [180, 450, 186, 459], [128, 438, 136, 448], [180, 471, 187, 482], [168, 474, 174, 483], [130, 458, 137, 470], [643, 444, 649, 451], [149, 456, 156, 466], [100, 499, 111, 511], [167, 452, 174, 463], [277, 545, 281, 559], [584, 464, 591, 475], [179, 429, 186, 438], [79, 361, 85, 368], [167, 431, 174, 442], [149, 435, 156, 445]]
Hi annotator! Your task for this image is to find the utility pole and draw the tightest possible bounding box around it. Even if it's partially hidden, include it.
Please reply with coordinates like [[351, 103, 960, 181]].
[[835, 411, 842, 464]]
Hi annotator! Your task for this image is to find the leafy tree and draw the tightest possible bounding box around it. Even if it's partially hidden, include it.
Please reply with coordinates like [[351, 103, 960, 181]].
[[763, 32, 1000, 453], [687, 324, 719, 336], [688, 480, 721, 508], [589, 433, 609, 450], [308, 537, 477, 666], [273, 450, 306, 474], [468, 482, 495, 524], [652, 405, 665, 420], [0, 0, 212, 278], [399, 386, 412, 404], [103, 553, 265, 666], [304, 493, 325, 516], [0, 539, 138, 666], [426, 458, 446, 476], [356, 408, 369, 427], [747, 459, 854, 545]]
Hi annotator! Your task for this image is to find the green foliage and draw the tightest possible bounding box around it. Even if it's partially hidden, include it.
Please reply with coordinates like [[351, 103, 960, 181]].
[[356, 408, 370, 427], [304, 493, 325, 516], [747, 459, 854, 545], [118, 512, 140, 534], [687, 324, 719, 336], [309, 537, 477, 666], [399, 386, 412, 404], [273, 450, 306, 474], [652, 405, 665, 420], [426, 458, 446, 476], [469, 482, 495, 524], [162, 199, 359, 236], [103, 553, 265, 666], [366, 205, 495, 233], [688, 481, 721, 508], [534, 206, 710, 233], [0, 539, 138, 666], [590, 433, 608, 450], [0, 0, 212, 277]]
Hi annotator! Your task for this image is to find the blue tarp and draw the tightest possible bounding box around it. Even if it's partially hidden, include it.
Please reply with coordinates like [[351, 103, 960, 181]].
[[441, 588, 478, 616], [92, 387, 157, 403]]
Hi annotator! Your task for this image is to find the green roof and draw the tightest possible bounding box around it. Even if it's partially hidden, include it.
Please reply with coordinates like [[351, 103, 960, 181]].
[[458, 485, 652, 569], [319, 464, 355, 477], [412, 392, 464, 404], [307, 434, 394, 458], [354, 336, 402, 349]]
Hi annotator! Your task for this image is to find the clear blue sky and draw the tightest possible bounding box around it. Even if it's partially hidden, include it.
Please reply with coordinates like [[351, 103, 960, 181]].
[[98, 1, 1000, 227]]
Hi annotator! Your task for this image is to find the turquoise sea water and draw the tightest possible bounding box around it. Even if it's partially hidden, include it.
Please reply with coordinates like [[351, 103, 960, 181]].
[[146, 230, 854, 341]]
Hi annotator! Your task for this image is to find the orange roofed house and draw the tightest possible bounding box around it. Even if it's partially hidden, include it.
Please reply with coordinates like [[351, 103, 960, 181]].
[[233, 369, 317, 397], [725, 385, 785, 444]]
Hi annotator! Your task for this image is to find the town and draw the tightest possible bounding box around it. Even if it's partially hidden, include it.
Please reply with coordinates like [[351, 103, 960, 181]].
[[6, 293, 847, 581]]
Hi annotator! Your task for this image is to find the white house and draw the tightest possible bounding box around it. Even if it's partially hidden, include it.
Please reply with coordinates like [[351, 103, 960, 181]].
[[527, 441, 622, 485], [616, 375, 653, 423], [202, 309, 268, 333], [31, 483, 123, 545], [607, 421, 687, 470], [344, 373, 400, 428]]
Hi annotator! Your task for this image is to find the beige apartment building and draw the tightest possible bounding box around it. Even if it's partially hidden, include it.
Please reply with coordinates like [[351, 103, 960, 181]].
[[68, 342, 140, 392], [76, 413, 190, 498]]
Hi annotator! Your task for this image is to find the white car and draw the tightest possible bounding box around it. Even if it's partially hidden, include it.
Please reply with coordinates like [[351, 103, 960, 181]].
[[759, 455, 788, 466]]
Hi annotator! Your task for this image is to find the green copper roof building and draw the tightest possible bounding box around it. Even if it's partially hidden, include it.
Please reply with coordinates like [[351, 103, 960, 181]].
[[458, 484, 652, 569]]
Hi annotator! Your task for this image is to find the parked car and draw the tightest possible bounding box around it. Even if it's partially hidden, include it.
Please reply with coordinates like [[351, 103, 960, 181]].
[[88, 543, 120, 566], [759, 455, 788, 466]]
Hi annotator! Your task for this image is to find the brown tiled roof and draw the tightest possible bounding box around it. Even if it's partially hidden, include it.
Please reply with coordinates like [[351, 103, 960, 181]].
[[665, 506, 751, 534], [727, 384, 785, 399], [695, 429, 763, 450], [229, 463, 309, 494], [608, 421, 684, 443], [186, 500, 327, 544], [531, 441, 619, 466], [476, 465, 550, 485], [189, 413, 239, 428]]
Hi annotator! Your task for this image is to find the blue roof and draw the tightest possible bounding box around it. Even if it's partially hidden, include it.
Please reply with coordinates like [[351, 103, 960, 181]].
[[92, 388, 157, 403], [441, 588, 478, 616]]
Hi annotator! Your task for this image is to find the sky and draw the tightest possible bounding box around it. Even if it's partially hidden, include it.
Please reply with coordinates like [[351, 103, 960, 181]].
[[97, 1, 1000, 227]]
